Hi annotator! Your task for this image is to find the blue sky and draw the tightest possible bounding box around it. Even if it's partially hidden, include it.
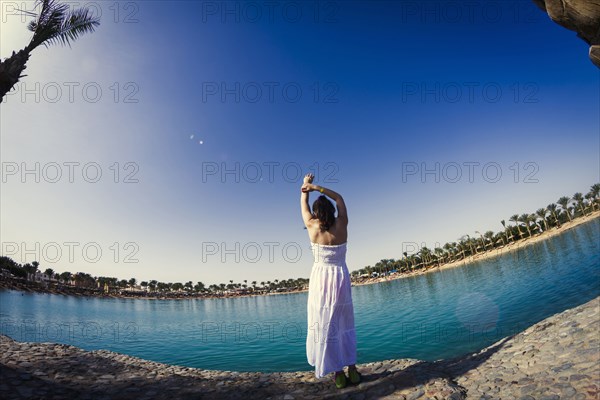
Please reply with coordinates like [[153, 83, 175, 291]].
[[1, 0, 598, 285]]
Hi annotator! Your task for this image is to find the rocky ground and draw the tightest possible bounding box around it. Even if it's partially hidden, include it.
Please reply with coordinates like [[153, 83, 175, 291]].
[[1, 296, 598, 399]]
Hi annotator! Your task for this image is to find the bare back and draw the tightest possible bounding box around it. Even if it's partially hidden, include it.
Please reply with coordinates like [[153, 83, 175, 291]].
[[306, 217, 347, 245], [300, 175, 348, 246]]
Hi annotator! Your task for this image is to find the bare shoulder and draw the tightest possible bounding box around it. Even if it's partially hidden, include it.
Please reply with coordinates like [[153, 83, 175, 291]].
[[306, 217, 320, 228], [305, 219, 319, 238]]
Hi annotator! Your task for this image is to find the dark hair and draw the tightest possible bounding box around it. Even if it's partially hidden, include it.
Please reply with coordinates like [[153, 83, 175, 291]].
[[312, 195, 336, 231]]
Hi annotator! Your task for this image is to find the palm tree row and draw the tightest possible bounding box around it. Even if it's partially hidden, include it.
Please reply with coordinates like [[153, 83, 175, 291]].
[[351, 183, 600, 280], [0, 256, 309, 297]]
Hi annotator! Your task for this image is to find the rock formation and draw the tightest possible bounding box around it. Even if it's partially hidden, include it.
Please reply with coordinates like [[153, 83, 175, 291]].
[[533, 0, 600, 68]]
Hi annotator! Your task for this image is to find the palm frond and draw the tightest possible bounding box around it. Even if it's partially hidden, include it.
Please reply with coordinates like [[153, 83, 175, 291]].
[[28, 0, 99, 50], [29, 0, 69, 47], [44, 8, 100, 48]]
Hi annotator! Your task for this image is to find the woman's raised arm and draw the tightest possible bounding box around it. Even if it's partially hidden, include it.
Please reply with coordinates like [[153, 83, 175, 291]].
[[301, 181, 348, 225], [300, 173, 315, 226]]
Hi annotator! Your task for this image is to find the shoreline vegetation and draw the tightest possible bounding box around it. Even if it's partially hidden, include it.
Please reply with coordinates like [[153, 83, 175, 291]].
[[1, 184, 599, 301]]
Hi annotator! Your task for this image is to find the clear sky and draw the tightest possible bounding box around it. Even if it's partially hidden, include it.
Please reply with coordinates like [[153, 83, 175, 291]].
[[1, 0, 598, 286]]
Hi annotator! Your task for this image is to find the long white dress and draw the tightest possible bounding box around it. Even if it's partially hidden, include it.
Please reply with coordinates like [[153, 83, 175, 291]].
[[306, 242, 357, 378]]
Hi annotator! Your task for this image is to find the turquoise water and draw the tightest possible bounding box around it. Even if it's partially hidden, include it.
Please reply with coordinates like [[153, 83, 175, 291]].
[[1, 218, 598, 372]]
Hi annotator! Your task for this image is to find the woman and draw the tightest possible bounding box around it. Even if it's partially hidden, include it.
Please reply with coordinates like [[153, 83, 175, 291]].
[[300, 173, 361, 389]]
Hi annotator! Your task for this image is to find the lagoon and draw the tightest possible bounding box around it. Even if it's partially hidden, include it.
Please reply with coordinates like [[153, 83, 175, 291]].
[[1, 218, 598, 372]]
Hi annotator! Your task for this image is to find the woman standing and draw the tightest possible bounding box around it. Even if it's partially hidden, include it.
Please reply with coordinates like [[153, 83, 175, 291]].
[[300, 173, 361, 389]]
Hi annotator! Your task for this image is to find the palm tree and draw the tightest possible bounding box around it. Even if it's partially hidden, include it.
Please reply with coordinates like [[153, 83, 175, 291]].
[[402, 252, 411, 269], [74, 272, 94, 288], [433, 247, 448, 267], [0, 0, 100, 100], [572, 192, 586, 217], [529, 213, 541, 234], [535, 208, 549, 231], [418, 247, 432, 268], [462, 235, 477, 256], [197, 281, 205, 291], [493, 232, 506, 247], [474, 231, 486, 251], [557, 196, 572, 222], [59, 271, 72, 284], [547, 203, 560, 228], [584, 193, 595, 212], [484, 231, 495, 249], [589, 183, 600, 210], [458, 236, 471, 258], [500, 219, 512, 243], [509, 214, 523, 238], [433, 247, 444, 266], [443, 243, 455, 261], [519, 214, 532, 237]]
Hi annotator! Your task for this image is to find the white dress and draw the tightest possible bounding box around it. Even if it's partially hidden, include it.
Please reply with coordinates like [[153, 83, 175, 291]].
[[306, 242, 357, 378]]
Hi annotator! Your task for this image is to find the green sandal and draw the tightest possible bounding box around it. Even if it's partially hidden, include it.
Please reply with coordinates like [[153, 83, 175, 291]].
[[348, 368, 361, 384], [334, 372, 347, 389]]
